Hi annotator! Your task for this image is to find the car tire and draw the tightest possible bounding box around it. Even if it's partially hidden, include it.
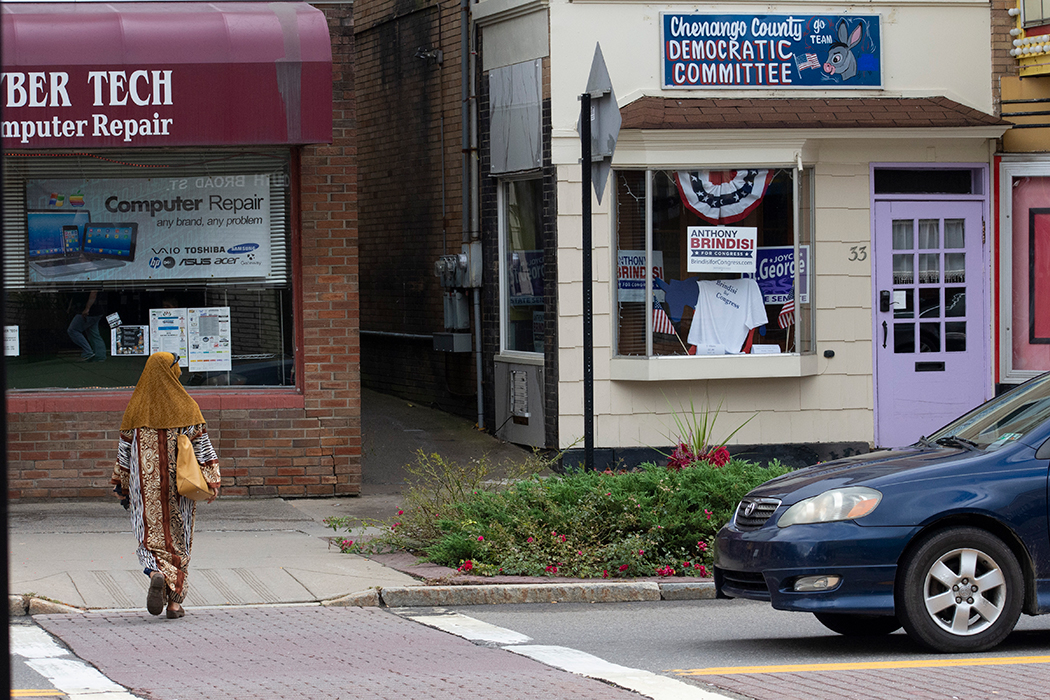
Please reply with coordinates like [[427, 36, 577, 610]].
[[897, 527, 1023, 653], [813, 612, 901, 636]]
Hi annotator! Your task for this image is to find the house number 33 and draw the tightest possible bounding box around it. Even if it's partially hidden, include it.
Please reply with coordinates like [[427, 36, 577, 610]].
[[848, 246, 868, 261]]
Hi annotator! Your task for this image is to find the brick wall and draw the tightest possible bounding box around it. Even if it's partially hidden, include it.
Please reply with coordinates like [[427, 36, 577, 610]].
[[992, 0, 1020, 114], [355, 0, 478, 418], [6, 3, 360, 500]]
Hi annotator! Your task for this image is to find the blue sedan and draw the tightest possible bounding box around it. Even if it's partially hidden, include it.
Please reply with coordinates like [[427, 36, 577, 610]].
[[714, 372, 1050, 653]]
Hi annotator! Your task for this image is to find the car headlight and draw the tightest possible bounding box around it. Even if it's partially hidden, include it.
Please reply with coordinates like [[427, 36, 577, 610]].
[[777, 487, 882, 527]]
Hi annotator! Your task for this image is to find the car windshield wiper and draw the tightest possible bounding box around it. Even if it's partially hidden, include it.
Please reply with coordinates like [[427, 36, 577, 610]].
[[916, 436, 933, 447], [935, 435, 980, 451]]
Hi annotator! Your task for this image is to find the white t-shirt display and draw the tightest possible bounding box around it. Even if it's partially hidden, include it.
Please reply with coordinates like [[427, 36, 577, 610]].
[[686, 278, 768, 353]]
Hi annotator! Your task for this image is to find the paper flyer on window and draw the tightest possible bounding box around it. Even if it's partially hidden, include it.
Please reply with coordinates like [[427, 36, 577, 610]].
[[111, 325, 149, 356], [617, 250, 665, 302], [5, 326, 18, 356], [149, 308, 188, 366], [188, 307, 231, 372]]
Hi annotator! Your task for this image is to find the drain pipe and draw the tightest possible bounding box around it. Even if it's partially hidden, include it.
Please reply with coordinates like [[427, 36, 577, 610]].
[[462, 0, 484, 430]]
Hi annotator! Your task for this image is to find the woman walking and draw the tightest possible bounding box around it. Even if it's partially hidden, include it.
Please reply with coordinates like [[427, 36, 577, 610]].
[[111, 352, 220, 618]]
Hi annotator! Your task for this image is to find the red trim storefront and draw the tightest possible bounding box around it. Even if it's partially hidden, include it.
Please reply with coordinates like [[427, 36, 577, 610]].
[[3, 2, 360, 500]]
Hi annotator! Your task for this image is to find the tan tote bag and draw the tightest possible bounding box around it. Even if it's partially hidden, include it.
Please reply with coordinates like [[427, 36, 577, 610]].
[[176, 433, 213, 501]]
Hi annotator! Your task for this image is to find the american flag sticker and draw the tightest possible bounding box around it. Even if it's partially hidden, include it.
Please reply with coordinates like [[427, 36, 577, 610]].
[[794, 53, 820, 71]]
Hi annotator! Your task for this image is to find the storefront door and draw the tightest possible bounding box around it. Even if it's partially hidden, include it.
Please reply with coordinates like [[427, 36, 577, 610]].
[[873, 200, 988, 447]]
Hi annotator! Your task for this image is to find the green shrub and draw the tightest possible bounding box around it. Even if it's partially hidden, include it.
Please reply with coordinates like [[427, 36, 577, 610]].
[[327, 452, 788, 579]]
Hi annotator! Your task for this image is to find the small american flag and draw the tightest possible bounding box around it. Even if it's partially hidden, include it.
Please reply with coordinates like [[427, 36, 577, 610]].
[[794, 53, 820, 71], [778, 299, 796, 329], [653, 298, 676, 335]]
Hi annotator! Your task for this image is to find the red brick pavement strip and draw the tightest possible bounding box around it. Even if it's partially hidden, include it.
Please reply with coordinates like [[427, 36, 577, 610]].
[[699, 666, 1050, 700], [35, 606, 650, 700]]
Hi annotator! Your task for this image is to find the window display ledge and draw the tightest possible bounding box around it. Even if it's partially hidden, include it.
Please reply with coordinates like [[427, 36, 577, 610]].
[[610, 354, 819, 381], [8, 390, 304, 414]]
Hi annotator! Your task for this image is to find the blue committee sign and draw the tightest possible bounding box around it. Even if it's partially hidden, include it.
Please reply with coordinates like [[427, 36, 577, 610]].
[[662, 14, 881, 89]]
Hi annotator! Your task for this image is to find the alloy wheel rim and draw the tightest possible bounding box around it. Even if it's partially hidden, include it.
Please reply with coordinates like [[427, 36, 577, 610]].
[[922, 547, 1007, 636]]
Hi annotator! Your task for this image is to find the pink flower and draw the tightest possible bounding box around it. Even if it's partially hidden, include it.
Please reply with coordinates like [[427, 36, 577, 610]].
[[392, 522, 400, 530], [683, 561, 692, 568], [656, 566, 676, 577], [577, 550, 583, 555], [341, 539, 354, 548], [545, 565, 558, 574], [458, 560, 474, 572], [698, 565, 709, 577], [638, 549, 645, 556], [704, 509, 713, 521], [697, 541, 708, 552], [526, 536, 534, 543], [477, 535, 484, 542], [560, 535, 567, 542], [619, 564, 629, 572], [397, 510, 404, 516], [603, 570, 609, 579]]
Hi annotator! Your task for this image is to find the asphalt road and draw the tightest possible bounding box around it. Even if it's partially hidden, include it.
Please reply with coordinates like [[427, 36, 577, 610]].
[[447, 598, 1050, 699]]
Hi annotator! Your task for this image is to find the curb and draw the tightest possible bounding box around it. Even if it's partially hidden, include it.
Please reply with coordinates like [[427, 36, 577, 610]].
[[375, 580, 715, 607], [10, 594, 86, 617], [14, 581, 716, 614]]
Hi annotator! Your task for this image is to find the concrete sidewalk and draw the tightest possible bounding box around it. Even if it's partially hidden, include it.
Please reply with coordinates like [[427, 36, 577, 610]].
[[8, 495, 713, 614], [9, 390, 713, 614]]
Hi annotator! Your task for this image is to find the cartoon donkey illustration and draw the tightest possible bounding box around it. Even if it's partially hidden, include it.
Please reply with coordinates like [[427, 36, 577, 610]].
[[823, 19, 863, 81]]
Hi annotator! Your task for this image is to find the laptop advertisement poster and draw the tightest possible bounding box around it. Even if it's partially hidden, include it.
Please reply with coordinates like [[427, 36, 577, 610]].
[[25, 177, 273, 284]]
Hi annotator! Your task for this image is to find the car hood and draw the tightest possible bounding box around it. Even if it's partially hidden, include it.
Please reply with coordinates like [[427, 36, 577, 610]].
[[745, 445, 992, 505]]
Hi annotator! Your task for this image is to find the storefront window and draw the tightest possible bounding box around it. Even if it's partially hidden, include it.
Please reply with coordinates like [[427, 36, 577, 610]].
[[3, 150, 294, 390], [615, 167, 813, 357], [1009, 172, 1050, 375], [500, 178, 544, 354]]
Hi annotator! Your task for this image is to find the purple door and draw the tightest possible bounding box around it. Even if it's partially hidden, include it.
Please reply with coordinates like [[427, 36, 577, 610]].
[[873, 200, 988, 448]]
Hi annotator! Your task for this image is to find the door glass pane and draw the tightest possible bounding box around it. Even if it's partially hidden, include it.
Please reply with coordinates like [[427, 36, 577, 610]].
[[946, 321, 966, 352], [944, 219, 965, 248], [892, 220, 913, 250], [503, 179, 544, 353], [945, 287, 966, 317], [893, 254, 914, 285], [919, 253, 940, 284], [895, 323, 915, 353], [920, 322, 941, 353], [918, 219, 940, 249], [894, 288, 914, 318], [919, 288, 940, 319], [945, 252, 965, 283]]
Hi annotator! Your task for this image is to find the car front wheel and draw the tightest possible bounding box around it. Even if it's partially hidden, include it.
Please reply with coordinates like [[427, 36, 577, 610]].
[[898, 527, 1023, 653]]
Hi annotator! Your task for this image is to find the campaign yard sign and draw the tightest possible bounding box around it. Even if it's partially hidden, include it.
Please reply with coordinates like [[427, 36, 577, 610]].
[[687, 226, 757, 274], [743, 246, 810, 304], [662, 14, 881, 89]]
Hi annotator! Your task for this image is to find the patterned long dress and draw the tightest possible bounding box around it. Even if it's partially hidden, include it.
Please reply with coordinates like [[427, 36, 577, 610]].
[[112, 423, 220, 604]]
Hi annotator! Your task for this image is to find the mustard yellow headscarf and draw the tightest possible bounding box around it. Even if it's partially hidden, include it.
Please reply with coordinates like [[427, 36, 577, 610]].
[[120, 352, 205, 430]]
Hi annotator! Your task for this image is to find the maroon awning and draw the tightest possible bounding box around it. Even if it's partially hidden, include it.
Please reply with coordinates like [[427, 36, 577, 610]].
[[2, 2, 333, 148]]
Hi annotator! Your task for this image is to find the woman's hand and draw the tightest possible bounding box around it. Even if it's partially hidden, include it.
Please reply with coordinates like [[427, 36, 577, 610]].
[[207, 484, 221, 504]]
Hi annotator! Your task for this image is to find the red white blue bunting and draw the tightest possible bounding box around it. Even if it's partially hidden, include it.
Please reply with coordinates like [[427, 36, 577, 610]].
[[675, 170, 772, 224]]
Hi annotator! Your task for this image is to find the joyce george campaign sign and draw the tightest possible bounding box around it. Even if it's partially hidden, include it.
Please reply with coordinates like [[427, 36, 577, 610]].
[[25, 176, 272, 284], [743, 245, 810, 304], [687, 226, 757, 274], [662, 14, 881, 89]]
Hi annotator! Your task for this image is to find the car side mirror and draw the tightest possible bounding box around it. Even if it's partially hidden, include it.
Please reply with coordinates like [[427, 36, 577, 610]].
[[1036, 439, 1050, 460]]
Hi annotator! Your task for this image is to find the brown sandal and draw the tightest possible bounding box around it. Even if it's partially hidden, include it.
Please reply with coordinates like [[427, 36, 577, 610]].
[[146, 572, 166, 616]]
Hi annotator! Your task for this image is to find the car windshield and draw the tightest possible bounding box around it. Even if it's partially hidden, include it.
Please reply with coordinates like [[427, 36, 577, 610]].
[[928, 372, 1050, 450]]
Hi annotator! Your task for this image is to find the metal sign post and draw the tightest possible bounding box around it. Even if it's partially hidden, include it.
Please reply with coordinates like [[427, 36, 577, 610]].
[[578, 44, 620, 470]]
